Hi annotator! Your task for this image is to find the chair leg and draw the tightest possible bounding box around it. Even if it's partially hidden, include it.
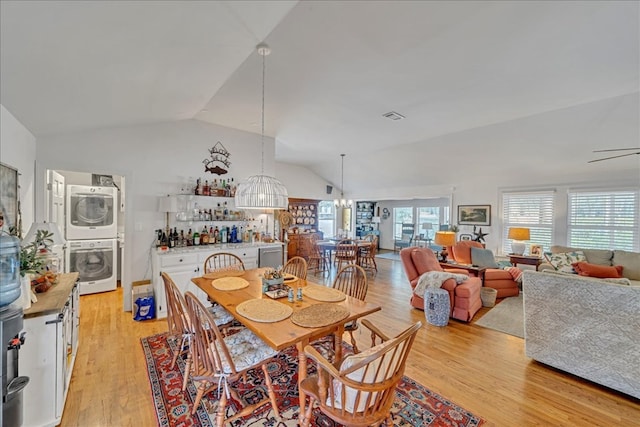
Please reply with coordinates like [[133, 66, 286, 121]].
[[182, 352, 192, 391], [216, 387, 228, 427], [172, 334, 188, 368], [192, 381, 207, 415], [348, 329, 359, 354], [261, 363, 280, 419], [301, 396, 315, 427]]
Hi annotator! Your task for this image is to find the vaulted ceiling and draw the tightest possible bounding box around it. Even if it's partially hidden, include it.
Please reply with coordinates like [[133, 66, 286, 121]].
[[2, 1, 638, 195]]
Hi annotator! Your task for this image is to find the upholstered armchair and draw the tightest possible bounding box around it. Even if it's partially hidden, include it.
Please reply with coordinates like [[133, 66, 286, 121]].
[[400, 247, 482, 322], [448, 241, 520, 298]]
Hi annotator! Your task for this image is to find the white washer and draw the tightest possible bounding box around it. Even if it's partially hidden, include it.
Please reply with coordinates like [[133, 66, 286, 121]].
[[66, 185, 117, 240], [66, 239, 117, 295]]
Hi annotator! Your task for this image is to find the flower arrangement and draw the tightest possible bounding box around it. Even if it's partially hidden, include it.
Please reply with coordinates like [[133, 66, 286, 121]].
[[263, 266, 284, 281], [20, 228, 58, 292], [262, 266, 285, 292]]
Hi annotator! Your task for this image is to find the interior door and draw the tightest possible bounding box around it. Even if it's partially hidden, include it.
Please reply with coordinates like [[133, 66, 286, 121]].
[[47, 170, 65, 271]]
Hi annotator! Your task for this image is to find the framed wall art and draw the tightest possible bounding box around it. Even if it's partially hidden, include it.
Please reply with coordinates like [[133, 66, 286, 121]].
[[0, 162, 19, 234], [457, 205, 491, 226], [459, 234, 472, 241]]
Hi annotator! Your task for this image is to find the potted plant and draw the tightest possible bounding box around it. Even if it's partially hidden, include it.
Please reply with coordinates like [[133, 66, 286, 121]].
[[21, 229, 58, 292]]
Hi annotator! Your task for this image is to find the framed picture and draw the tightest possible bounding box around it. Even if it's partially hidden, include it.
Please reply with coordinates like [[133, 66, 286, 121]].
[[529, 244, 543, 258], [457, 205, 491, 226], [0, 162, 19, 234], [459, 234, 472, 241]]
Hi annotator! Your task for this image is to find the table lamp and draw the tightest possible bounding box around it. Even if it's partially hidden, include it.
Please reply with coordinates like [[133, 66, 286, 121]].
[[434, 231, 456, 262], [158, 195, 178, 235], [508, 227, 530, 255]]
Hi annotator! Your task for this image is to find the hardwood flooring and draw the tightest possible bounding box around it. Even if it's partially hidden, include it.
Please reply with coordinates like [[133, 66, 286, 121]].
[[61, 256, 639, 426]]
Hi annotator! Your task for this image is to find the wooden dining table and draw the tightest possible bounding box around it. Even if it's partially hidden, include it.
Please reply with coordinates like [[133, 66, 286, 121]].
[[317, 240, 371, 264], [191, 268, 381, 424]]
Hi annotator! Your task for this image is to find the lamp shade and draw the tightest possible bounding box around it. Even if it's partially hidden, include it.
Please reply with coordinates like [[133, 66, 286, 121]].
[[157, 195, 178, 213], [22, 222, 66, 248], [434, 231, 456, 247], [234, 175, 289, 210], [421, 223, 433, 230], [508, 227, 530, 241]]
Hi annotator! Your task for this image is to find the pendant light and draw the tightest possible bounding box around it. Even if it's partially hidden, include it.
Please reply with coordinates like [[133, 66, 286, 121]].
[[334, 154, 353, 208], [235, 43, 289, 210]]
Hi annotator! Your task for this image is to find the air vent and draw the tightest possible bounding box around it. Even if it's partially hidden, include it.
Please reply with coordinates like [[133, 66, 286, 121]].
[[382, 111, 405, 121]]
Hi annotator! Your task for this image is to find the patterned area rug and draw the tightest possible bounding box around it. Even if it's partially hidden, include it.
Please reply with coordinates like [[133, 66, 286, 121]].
[[141, 332, 485, 427]]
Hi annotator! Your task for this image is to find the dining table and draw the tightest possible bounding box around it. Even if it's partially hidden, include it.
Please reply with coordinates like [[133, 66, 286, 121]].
[[191, 268, 382, 424], [316, 240, 371, 264]]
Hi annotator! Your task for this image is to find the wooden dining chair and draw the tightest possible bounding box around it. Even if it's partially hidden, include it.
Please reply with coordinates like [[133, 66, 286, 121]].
[[307, 234, 329, 276], [161, 272, 235, 391], [202, 252, 245, 274], [335, 239, 358, 271], [358, 236, 378, 275], [283, 256, 308, 280], [300, 319, 422, 427], [183, 291, 281, 425], [333, 264, 368, 353]]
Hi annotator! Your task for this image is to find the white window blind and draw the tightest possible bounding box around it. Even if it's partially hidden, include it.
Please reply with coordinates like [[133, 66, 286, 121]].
[[501, 191, 554, 255], [568, 189, 639, 251]]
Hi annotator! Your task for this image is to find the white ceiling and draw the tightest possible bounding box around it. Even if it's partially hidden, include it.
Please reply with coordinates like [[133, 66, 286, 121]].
[[1, 1, 638, 194]]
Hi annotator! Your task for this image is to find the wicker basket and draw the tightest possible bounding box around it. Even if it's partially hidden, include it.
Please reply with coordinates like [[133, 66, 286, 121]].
[[481, 288, 498, 308]]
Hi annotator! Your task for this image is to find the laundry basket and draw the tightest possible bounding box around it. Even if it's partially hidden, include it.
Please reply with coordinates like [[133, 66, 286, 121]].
[[481, 287, 498, 308], [424, 288, 450, 326]]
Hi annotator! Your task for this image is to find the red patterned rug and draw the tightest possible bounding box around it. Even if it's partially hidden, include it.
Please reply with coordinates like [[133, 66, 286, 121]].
[[141, 333, 485, 427]]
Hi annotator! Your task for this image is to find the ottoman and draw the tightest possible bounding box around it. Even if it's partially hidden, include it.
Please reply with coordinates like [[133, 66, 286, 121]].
[[424, 287, 450, 326]]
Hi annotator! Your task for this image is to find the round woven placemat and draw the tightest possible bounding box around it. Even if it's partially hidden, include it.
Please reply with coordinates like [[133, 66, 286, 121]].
[[303, 284, 346, 302], [212, 277, 250, 291], [203, 269, 245, 280], [283, 273, 298, 285], [235, 299, 293, 323], [291, 304, 350, 328]]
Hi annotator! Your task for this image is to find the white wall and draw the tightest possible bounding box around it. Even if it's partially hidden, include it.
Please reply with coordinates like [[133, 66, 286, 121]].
[[276, 162, 332, 200], [1, 104, 36, 235], [35, 119, 287, 310]]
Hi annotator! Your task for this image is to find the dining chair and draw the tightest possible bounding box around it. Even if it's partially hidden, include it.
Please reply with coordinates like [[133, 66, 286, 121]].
[[283, 256, 308, 280], [161, 272, 236, 391], [202, 252, 245, 274], [183, 291, 281, 424], [307, 234, 329, 276], [332, 264, 368, 353], [335, 239, 358, 271], [358, 236, 378, 275], [299, 319, 422, 427]]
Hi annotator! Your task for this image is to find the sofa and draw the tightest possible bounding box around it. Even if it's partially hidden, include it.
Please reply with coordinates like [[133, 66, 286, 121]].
[[538, 245, 640, 286], [523, 270, 640, 399], [400, 247, 482, 322], [447, 241, 520, 298]]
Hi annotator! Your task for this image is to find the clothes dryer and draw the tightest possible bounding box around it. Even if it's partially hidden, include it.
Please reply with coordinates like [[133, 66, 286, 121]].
[[66, 185, 117, 240], [66, 239, 117, 295]]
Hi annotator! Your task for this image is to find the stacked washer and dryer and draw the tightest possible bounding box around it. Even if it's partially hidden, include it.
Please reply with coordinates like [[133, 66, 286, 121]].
[[65, 185, 118, 295]]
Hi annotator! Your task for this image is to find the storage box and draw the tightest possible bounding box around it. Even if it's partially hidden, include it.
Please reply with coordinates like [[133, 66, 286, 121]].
[[132, 280, 154, 320]]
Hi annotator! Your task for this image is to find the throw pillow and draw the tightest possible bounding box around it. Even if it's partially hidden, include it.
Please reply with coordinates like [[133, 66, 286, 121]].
[[544, 251, 586, 273], [470, 247, 499, 268], [572, 261, 623, 279]]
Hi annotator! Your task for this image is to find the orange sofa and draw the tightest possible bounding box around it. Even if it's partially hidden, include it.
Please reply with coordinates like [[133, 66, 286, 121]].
[[400, 247, 482, 322], [448, 241, 520, 298]]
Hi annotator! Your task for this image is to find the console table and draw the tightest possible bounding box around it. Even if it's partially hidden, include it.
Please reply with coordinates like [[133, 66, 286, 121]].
[[509, 255, 542, 270]]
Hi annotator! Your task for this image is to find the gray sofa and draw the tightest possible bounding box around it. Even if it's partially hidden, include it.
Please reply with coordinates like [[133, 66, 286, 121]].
[[538, 245, 640, 286], [523, 270, 640, 398]]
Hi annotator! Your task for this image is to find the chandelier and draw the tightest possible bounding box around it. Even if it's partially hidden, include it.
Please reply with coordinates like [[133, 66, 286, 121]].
[[235, 43, 289, 210], [334, 154, 353, 208]]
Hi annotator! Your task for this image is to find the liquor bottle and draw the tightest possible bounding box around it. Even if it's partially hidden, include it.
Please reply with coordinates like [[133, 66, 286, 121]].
[[238, 226, 243, 243], [179, 229, 185, 247], [213, 226, 220, 243], [193, 230, 200, 246], [200, 225, 209, 245], [212, 179, 218, 196], [187, 228, 193, 246], [230, 225, 237, 243], [203, 180, 210, 197], [223, 202, 228, 220], [194, 178, 201, 195], [230, 178, 236, 197]]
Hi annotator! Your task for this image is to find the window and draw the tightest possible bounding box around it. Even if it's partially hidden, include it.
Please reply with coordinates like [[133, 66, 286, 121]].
[[393, 207, 413, 239], [501, 191, 554, 255], [317, 201, 335, 237], [568, 189, 639, 251], [417, 206, 449, 241]]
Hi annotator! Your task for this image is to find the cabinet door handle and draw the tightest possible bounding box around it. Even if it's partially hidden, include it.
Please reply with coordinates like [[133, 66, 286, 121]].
[[46, 313, 64, 324]]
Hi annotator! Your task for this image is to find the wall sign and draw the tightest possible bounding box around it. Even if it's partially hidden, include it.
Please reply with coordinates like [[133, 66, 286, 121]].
[[203, 141, 231, 175]]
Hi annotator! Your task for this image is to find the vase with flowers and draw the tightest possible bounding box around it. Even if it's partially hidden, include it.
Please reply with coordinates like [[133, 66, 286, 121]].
[[21, 228, 59, 293]]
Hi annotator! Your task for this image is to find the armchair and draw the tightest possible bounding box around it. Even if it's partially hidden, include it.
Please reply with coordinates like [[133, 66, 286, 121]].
[[394, 223, 415, 252], [400, 247, 482, 322], [449, 241, 519, 298]]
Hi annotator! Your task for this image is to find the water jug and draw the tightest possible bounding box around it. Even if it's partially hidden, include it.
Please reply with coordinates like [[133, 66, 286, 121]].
[[0, 233, 21, 307]]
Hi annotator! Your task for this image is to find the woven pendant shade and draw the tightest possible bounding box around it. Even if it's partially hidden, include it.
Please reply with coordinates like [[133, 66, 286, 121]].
[[234, 174, 288, 210]]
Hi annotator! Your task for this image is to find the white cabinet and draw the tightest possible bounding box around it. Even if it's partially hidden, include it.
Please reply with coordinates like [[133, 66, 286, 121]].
[[151, 245, 269, 318], [21, 273, 80, 427]]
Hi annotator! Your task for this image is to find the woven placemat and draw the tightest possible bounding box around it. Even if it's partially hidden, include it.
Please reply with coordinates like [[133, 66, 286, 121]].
[[291, 304, 350, 328], [283, 273, 299, 285], [203, 269, 245, 280], [212, 277, 250, 291], [236, 299, 293, 323], [303, 284, 346, 302]]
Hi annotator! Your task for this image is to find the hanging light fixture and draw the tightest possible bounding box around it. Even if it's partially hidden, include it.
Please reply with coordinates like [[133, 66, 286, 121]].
[[334, 154, 353, 208], [235, 43, 289, 210]]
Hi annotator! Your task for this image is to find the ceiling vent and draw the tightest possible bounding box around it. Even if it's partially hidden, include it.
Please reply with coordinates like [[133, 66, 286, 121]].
[[382, 111, 405, 121]]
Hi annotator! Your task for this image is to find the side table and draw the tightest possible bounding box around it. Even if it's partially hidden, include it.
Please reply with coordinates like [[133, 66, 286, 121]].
[[509, 255, 542, 270], [439, 262, 486, 285]]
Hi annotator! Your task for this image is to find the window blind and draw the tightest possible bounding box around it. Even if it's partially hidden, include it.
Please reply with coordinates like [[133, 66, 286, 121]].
[[501, 191, 555, 255], [568, 189, 639, 251]]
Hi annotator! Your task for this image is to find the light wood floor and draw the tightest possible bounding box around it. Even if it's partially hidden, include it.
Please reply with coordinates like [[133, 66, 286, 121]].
[[61, 256, 639, 426]]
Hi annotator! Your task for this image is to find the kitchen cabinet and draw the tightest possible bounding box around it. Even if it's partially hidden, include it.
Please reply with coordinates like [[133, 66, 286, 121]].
[[355, 201, 377, 238], [286, 198, 320, 234], [20, 273, 80, 427], [152, 244, 271, 318]]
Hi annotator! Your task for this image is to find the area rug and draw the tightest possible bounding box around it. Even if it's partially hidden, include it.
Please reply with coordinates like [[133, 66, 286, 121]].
[[142, 332, 485, 427], [376, 252, 401, 261], [474, 295, 524, 338]]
